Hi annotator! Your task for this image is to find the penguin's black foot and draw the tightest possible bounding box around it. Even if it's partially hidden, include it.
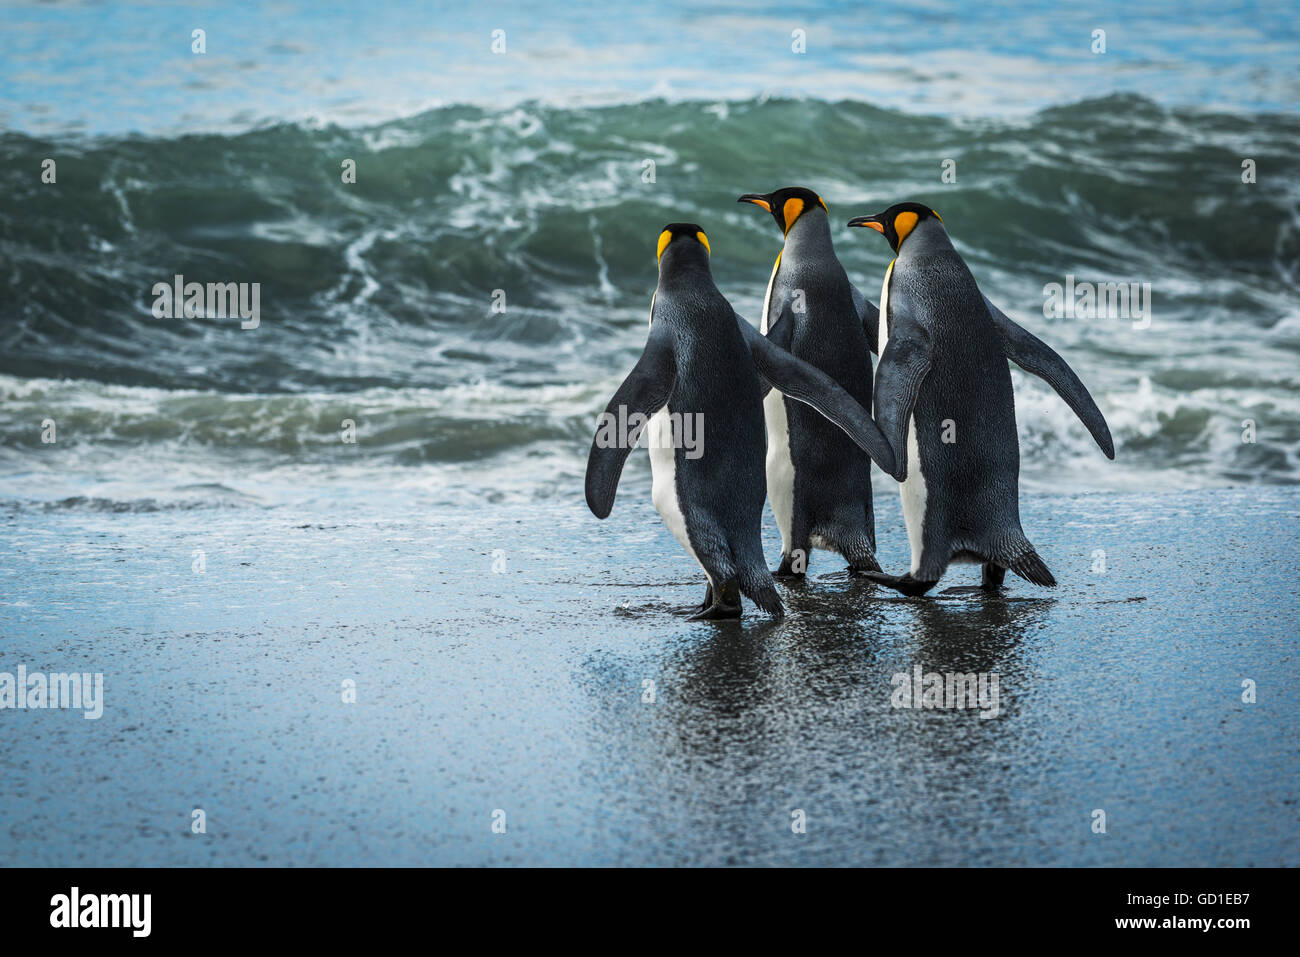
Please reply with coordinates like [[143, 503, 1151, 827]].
[[861, 571, 939, 597], [981, 562, 1006, 591], [686, 579, 742, 620], [673, 585, 714, 616], [687, 600, 743, 621], [772, 554, 807, 581]]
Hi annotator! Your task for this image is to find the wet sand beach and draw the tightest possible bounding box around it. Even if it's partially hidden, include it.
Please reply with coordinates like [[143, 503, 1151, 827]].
[[1, 487, 1295, 866]]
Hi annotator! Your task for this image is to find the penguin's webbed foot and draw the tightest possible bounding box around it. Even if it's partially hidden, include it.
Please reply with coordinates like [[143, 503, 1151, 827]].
[[772, 553, 807, 581], [981, 562, 1006, 591], [861, 570, 939, 597], [687, 601, 743, 621], [686, 579, 743, 620], [673, 585, 714, 616]]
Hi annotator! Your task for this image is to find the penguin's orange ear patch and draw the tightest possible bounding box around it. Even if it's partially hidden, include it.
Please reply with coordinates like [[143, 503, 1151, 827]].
[[893, 211, 920, 246], [818, 196, 828, 212], [695, 231, 710, 254], [656, 230, 672, 261], [782, 197, 804, 233]]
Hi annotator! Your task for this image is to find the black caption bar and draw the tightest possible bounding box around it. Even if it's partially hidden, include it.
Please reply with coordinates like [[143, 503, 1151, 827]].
[[0, 867, 1281, 943]]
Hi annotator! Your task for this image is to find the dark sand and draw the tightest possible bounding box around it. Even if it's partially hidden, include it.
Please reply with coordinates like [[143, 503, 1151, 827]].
[[1, 487, 1296, 866]]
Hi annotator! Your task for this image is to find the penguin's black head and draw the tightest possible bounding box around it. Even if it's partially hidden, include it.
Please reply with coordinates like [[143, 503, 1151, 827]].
[[738, 186, 828, 235], [847, 202, 943, 253], [656, 222, 711, 267]]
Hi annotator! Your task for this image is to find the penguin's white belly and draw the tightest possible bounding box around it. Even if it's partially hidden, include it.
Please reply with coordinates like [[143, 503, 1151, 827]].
[[879, 261, 928, 573], [648, 406, 699, 566], [763, 389, 795, 552], [899, 414, 928, 572], [760, 255, 796, 553]]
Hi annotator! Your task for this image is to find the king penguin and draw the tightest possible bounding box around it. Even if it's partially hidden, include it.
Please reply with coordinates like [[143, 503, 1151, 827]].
[[738, 186, 886, 579], [846, 202, 1115, 596], [585, 223, 897, 619]]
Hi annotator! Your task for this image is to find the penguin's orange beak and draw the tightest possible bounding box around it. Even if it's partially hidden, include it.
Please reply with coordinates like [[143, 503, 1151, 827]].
[[737, 194, 772, 212], [847, 215, 885, 233]]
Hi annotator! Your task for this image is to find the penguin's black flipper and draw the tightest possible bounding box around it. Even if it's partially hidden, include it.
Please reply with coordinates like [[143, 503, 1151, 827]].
[[850, 283, 881, 354], [750, 310, 794, 399], [984, 295, 1115, 459], [584, 330, 676, 519], [871, 300, 933, 482], [736, 313, 897, 477]]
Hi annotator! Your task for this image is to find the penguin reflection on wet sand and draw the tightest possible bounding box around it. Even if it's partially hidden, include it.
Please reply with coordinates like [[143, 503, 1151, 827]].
[[738, 186, 886, 580], [847, 202, 1115, 596], [584, 224, 897, 620]]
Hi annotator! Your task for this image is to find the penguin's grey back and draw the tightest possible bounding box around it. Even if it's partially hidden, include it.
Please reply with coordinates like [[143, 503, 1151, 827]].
[[651, 271, 777, 611], [892, 221, 1021, 536]]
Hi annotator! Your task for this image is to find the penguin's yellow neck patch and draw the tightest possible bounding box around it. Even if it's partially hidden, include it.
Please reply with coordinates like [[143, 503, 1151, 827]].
[[782, 197, 804, 234], [656, 230, 672, 262], [893, 211, 919, 247], [695, 231, 710, 254]]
